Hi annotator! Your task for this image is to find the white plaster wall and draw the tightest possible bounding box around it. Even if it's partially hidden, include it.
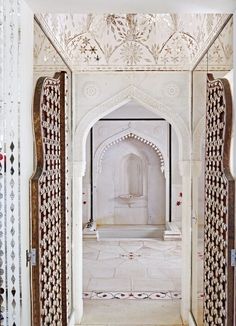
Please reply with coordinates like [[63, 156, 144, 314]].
[[20, 2, 34, 325], [105, 101, 162, 119]]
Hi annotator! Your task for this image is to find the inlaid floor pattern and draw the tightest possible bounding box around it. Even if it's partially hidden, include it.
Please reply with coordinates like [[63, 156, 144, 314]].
[[82, 239, 183, 325]]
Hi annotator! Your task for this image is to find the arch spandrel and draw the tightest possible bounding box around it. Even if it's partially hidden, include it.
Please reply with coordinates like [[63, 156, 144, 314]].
[[74, 85, 190, 171]]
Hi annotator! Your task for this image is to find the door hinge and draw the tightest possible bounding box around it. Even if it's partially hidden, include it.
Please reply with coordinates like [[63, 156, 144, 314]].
[[26, 248, 37, 267], [231, 249, 236, 267]]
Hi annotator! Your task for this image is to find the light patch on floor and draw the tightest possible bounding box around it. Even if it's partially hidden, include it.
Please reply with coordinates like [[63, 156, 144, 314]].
[[81, 239, 183, 325], [81, 300, 183, 325]]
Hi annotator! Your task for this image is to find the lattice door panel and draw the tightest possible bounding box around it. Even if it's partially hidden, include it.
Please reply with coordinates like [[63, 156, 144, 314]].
[[31, 72, 67, 326], [204, 74, 235, 326]]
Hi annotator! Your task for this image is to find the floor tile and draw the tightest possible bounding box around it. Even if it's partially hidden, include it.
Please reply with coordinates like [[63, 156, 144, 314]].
[[83, 262, 115, 278], [88, 278, 132, 291], [115, 260, 147, 278], [132, 278, 176, 292], [119, 241, 144, 253]]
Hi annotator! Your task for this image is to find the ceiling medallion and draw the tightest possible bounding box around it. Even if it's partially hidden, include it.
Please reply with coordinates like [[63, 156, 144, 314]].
[[164, 82, 180, 98]]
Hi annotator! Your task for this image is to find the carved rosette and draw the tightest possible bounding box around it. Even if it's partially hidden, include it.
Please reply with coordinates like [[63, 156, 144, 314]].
[[204, 74, 235, 326]]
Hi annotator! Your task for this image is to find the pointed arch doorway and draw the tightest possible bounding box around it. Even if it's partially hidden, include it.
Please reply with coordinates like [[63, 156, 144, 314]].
[[72, 86, 192, 325]]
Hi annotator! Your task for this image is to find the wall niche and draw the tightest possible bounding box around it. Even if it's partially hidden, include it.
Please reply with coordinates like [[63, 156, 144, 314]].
[[120, 153, 144, 198]]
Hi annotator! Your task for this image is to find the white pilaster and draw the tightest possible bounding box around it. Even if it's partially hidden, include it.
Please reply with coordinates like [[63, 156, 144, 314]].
[[72, 161, 86, 324], [179, 160, 192, 324], [190, 160, 202, 322], [164, 167, 170, 225]]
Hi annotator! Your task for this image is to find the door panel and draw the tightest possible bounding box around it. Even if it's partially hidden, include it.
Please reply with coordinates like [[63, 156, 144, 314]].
[[204, 73, 235, 326], [30, 72, 67, 326]]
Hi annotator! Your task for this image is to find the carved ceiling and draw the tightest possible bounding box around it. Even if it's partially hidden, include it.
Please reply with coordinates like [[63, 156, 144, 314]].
[[35, 13, 231, 71], [34, 22, 66, 69]]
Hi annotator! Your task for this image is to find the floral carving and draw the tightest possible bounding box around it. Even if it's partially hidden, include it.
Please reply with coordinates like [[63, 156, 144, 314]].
[[36, 13, 230, 71], [120, 42, 143, 65]]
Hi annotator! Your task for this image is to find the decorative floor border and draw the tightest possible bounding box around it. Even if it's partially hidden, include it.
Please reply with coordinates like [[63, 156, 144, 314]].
[[83, 291, 182, 300]]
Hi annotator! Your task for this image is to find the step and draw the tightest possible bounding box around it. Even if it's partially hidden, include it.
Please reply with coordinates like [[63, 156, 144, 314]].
[[97, 225, 164, 240], [163, 222, 182, 241]]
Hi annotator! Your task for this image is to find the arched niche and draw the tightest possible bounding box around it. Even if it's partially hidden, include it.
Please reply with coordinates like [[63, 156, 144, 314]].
[[121, 153, 144, 197]]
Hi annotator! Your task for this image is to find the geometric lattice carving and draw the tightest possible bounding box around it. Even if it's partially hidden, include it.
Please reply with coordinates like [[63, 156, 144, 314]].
[[31, 72, 67, 326], [204, 73, 235, 326]]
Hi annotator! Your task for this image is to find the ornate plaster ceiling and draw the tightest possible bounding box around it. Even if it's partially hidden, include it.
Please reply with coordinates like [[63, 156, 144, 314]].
[[34, 22, 66, 70], [35, 13, 231, 71], [196, 16, 233, 71]]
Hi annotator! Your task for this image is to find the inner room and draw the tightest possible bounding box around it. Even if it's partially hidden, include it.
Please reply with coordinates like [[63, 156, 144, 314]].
[[81, 101, 183, 325]]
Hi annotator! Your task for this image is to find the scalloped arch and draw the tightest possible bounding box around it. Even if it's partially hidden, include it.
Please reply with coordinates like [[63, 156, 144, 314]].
[[95, 131, 165, 174]]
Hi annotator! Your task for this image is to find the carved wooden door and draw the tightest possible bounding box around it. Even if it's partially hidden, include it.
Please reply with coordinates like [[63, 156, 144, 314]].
[[204, 74, 235, 325], [30, 72, 67, 326]]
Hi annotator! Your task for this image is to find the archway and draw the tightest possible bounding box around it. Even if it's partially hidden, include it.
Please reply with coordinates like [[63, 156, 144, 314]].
[[72, 85, 191, 325]]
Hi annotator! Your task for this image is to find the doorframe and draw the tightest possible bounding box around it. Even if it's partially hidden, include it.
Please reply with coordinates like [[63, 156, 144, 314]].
[[72, 85, 192, 324]]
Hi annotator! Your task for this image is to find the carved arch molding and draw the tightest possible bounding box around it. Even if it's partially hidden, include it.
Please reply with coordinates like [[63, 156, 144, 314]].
[[97, 132, 165, 174], [204, 73, 235, 326], [30, 72, 68, 326]]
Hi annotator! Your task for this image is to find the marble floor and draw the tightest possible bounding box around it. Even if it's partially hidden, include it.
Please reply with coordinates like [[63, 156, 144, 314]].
[[81, 239, 183, 325]]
